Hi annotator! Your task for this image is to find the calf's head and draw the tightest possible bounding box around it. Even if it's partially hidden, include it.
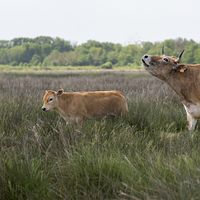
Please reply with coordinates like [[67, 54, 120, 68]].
[[42, 89, 64, 111], [141, 47, 187, 80]]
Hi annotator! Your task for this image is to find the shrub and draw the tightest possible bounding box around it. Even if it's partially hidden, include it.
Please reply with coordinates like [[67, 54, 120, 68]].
[[19, 62, 23, 66], [10, 61, 18, 66], [101, 61, 113, 69]]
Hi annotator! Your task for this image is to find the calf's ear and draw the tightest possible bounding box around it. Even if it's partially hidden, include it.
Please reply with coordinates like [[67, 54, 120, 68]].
[[56, 89, 64, 96]]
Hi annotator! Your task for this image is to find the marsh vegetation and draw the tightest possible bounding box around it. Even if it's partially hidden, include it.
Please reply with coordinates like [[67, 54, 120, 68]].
[[0, 71, 200, 199]]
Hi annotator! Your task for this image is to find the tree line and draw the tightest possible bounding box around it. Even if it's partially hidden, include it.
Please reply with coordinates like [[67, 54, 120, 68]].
[[0, 36, 199, 67]]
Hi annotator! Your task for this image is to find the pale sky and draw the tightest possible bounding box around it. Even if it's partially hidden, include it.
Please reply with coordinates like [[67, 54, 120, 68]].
[[1, 0, 200, 46]]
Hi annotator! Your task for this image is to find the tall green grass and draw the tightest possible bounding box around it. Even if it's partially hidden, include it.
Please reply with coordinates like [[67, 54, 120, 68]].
[[0, 72, 200, 199]]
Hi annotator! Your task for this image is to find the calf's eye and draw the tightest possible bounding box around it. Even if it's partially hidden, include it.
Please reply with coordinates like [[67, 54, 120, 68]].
[[49, 98, 53, 101]]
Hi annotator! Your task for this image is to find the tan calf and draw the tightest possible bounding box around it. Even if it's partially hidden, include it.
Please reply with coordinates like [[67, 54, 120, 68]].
[[42, 89, 128, 124]]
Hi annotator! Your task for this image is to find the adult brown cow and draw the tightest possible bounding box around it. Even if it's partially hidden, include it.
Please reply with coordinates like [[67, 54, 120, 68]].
[[141, 47, 200, 133], [42, 89, 128, 124]]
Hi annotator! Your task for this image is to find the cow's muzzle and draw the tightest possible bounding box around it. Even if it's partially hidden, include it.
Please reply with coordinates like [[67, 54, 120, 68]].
[[142, 59, 149, 67], [141, 55, 150, 67]]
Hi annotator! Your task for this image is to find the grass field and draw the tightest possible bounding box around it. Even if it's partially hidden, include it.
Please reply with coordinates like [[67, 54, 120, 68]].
[[1, 71, 200, 199], [0, 64, 141, 72]]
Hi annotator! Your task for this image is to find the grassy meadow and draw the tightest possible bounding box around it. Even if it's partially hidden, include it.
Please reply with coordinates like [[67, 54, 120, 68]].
[[0, 64, 141, 72], [1, 71, 200, 199]]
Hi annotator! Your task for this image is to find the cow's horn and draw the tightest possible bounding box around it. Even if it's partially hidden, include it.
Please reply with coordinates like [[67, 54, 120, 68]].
[[175, 49, 185, 63], [162, 46, 165, 55]]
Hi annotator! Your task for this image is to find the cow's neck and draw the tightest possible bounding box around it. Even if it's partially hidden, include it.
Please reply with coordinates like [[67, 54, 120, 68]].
[[163, 70, 200, 106]]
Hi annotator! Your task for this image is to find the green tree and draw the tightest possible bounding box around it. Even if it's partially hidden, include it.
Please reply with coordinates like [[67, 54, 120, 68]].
[[78, 54, 89, 66], [141, 41, 154, 55], [101, 42, 115, 52], [7, 45, 26, 65], [30, 54, 41, 66], [107, 51, 118, 65], [181, 43, 198, 64], [11, 38, 34, 46], [68, 52, 80, 66], [0, 40, 12, 48], [194, 48, 200, 64], [52, 37, 73, 52], [33, 36, 53, 44], [89, 47, 106, 66], [42, 50, 60, 66], [114, 43, 122, 53], [75, 43, 90, 54], [162, 39, 175, 53], [87, 40, 102, 48], [21, 43, 41, 63], [118, 45, 141, 66], [0, 48, 9, 64], [41, 44, 52, 59]]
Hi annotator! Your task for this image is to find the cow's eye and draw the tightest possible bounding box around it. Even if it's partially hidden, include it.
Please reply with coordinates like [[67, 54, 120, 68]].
[[163, 57, 169, 62], [49, 98, 53, 101]]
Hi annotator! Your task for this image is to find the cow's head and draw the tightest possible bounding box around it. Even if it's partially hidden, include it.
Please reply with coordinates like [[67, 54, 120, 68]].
[[42, 89, 64, 111], [141, 47, 187, 80]]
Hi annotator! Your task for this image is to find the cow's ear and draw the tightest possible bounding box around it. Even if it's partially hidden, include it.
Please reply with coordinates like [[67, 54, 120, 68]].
[[56, 89, 64, 96], [172, 64, 188, 72]]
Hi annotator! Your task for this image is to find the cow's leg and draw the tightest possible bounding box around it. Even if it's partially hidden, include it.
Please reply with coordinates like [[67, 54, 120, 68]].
[[186, 112, 197, 134], [183, 104, 197, 134]]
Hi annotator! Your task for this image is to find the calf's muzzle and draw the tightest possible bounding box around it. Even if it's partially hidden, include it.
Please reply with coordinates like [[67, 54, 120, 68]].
[[42, 107, 46, 111]]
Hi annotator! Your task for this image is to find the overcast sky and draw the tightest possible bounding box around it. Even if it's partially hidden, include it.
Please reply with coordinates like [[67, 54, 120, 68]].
[[1, 0, 200, 46]]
